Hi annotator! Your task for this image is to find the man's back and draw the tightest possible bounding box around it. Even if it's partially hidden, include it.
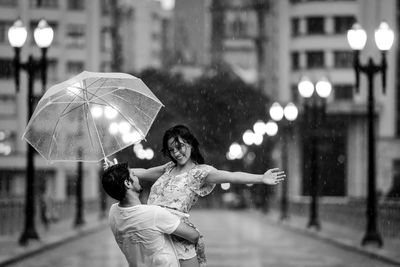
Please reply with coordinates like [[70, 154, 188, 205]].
[[109, 204, 181, 267]]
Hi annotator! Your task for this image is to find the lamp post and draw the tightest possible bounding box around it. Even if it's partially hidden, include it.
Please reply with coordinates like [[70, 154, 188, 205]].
[[347, 21, 394, 247], [75, 100, 86, 227], [99, 171, 108, 218], [8, 19, 54, 245], [74, 150, 85, 227], [298, 76, 332, 230], [269, 102, 298, 221]]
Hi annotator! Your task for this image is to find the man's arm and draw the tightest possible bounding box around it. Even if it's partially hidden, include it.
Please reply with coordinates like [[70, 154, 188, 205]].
[[172, 222, 199, 244], [155, 207, 199, 244]]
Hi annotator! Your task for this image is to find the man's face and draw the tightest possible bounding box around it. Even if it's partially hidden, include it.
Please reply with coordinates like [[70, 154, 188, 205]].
[[129, 169, 142, 192]]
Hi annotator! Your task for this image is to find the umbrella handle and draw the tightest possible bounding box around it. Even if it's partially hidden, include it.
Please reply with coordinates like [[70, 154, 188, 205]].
[[103, 157, 117, 170]]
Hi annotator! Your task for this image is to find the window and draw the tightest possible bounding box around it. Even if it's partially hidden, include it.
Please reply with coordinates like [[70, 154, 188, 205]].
[[47, 59, 58, 81], [334, 51, 353, 68], [306, 51, 324, 68], [101, 0, 110, 15], [291, 52, 300, 70], [0, 20, 12, 43], [101, 27, 112, 52], [225, 11, 256, 38], [0, 0, 17, 6], [226, 12, 247, 38], [66, 24, 85, 48], [334, 16, 355, 34], [66, 61, 84, 74], [68, 0, 84, 10], [152, 49, 161, 60], [0, 58, 13, 79], [66, 173, 76, 198], [387, 160, 400, 198], [291, 0, 356, 3], [0, 171, 12, 197], [30, 0, 58, 8], [34, 59, 58, 81], [291, 18, 300, 36], [152, 32, 160, 42], [334, 84, 353, 100], [291, 84, 299, 103], [66, 170, 85, 198], [100, 61, 111, 72], [152, 12, 160, 22], [397, 0, 400, 137], [306, 16, 324, 34], [0, 95, 16, 115], [0, 95, 16, 118], [0, 130, 16, 156]]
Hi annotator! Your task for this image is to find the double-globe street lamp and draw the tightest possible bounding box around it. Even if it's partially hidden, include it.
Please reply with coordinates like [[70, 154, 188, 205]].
[[298, 76, 332, 230], [347, 21, 394, 247], [269, 102, 298, 221], [8, 19, 54, 245]]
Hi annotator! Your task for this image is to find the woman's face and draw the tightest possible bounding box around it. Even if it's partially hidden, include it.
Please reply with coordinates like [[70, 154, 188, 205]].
[[167, 136, 192, 165]]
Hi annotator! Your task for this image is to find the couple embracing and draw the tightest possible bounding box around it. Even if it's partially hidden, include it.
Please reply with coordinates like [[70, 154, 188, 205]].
[[102, 124, 285, 267]]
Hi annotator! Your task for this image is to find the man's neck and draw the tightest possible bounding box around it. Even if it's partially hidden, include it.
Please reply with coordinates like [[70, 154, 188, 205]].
[[118, 192, 141, 208]]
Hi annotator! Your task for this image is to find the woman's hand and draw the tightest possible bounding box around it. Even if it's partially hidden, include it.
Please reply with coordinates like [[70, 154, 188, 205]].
[[103, 158, 118, 170], [262, 168, 286, 185]]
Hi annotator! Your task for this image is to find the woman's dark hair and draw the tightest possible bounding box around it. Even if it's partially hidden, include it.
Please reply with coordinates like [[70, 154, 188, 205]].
[[161, 125, 204, 164], [101, 163, 129, 201]]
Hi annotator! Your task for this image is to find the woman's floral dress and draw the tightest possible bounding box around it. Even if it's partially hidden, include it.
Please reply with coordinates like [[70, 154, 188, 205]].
[[147, 162, 215, 265]]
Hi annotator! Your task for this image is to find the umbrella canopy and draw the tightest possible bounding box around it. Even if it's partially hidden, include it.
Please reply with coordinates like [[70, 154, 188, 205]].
[[23, 71, 163, 162]]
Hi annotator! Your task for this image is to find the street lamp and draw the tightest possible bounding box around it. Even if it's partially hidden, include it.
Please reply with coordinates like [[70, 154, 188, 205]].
[[265, 120, 278, 137], [227, 142, 244, 160], [269, 102, 298, 221], [347, 21, 394, 247], [8, 19, 53, 245], [298, 76, 332, 230]]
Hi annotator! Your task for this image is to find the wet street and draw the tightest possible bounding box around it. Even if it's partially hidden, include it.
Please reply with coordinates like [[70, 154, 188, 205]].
[[6, 209, 398, 267]]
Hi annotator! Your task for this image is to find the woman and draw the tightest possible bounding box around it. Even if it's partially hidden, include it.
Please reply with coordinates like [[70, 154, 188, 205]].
[[106, 125, 285, 266]]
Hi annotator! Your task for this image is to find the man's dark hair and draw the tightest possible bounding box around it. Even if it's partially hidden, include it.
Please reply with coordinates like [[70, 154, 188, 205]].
[[102, 163, 129, 201]]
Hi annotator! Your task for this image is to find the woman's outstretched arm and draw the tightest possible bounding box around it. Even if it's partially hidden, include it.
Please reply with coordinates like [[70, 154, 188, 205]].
[[205, 167, 285, 185]]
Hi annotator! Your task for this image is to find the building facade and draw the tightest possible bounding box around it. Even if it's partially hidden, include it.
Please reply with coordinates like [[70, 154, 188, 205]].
[[275, 0, 399, 200], [173, 0, 270, 86], [0, 0, 166, 201], [172, 0, 400, 200]]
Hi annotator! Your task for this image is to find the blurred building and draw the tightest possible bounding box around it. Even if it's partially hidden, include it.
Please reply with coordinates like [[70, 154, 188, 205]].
[[275, 0, 399, 200], [173, 0, 271, 88], [119, 0, 170, 72], [172, 0, 400, 200], [0, 0, 168, 201]]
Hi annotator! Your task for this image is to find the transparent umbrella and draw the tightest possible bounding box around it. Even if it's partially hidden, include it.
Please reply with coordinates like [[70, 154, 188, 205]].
[[22, 71, 163, 162]]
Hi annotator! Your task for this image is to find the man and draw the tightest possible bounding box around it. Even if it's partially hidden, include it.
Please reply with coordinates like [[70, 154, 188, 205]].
[[102, 163, 199, 267]]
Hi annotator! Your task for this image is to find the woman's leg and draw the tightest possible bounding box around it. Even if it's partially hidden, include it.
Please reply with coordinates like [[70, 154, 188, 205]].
[[179, 256, 200, 267]]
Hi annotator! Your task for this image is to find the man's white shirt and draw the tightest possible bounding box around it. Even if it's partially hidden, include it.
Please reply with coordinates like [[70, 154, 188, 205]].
[[109, 203, 181, 267]]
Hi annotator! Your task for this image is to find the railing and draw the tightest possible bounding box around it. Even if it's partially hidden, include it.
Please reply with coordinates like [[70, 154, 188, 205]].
[[0, 199, 24, 236], [272, 198, 400, 238], [0, 198, 111, 236], [290, 0, 355, 4]]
